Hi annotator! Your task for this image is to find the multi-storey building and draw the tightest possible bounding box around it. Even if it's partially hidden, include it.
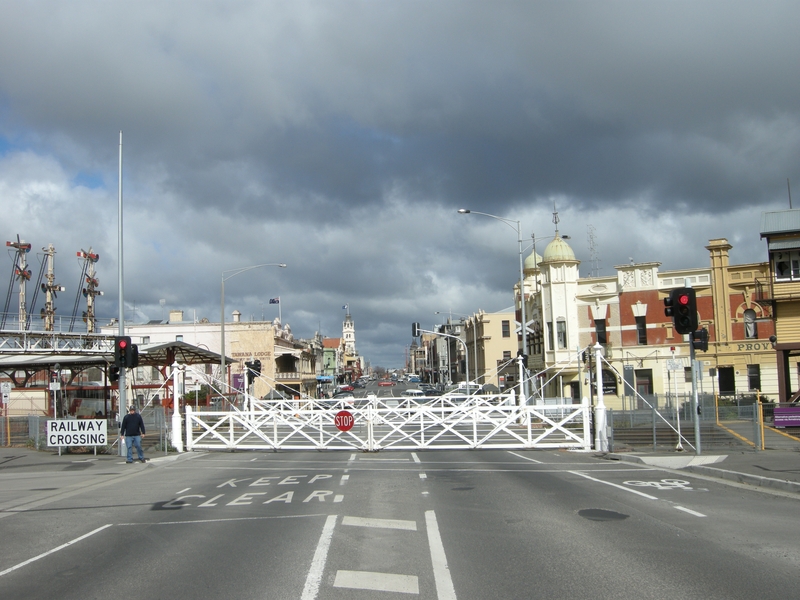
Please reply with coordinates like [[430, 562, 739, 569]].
[[463, 309, 518, 390], [516, 233, 777, 407]]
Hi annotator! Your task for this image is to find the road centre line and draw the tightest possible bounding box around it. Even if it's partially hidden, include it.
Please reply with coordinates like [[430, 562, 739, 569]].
[[0, 524, 112, 577], [343, 516, 417, 530], [674, 506, 707, 517], [340, 475, 349, 485], [301, 514, 337, 600], [425, 510, 457, 600], [411, 452, 421, 463], [419, 473, 427, 479], [507, 451, 543, 463], [569, 471, 659, 500]]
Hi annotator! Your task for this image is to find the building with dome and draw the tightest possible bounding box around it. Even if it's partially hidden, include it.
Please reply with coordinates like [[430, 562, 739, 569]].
[[513, 224, 779, 409]]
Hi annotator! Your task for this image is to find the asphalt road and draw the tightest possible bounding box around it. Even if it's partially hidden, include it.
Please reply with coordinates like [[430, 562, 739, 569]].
[[1, 444, 799, 600]]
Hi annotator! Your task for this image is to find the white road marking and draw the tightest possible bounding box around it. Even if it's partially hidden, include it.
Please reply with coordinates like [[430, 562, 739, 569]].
[[342, 516, 417, 531], [250, 457, 258, 462], [300, 514, 337, 600], [507, 451, 542, 463], [419, 473, 427, 479], [334, 570, 419, 594], [675, 506, 707, 517], [569, 471, 659, 500], [177, 487, 191, 494], [334, 495, 344, 503], [358, 458, 411, 461], [411, 452, 421, 463], [422, 491, 429, 495], [340, 474, 349, 486], [0, 524, 112, 577], [348, 453, 357, 462], [426, 510, 457, 600]]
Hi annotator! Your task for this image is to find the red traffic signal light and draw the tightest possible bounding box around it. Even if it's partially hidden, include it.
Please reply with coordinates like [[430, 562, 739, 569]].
[[113, 336, 139, 368], [114, 336, 131, 367], [666, 287, 698, 335]]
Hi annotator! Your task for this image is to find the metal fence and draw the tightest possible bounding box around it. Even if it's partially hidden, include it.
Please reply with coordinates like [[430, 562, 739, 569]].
[[607, 393, 800, 452], [0, 409, 174, 453]]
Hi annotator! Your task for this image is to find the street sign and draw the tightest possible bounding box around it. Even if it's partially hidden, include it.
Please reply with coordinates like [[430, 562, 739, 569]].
[[47, 419, 107, 446], [334, 410, 355, 432], [666, 360, 683, 371]]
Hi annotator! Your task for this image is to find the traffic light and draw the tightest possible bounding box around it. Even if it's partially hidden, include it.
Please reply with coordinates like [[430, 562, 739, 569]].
[[664, 288, 698, 335], [114, 336, 131, 367], [109, 365, 120, 383], [127, 343, 139, 368], [412, 322, 420, 337], [244, 361, 255, 386], [114, 336, 139, 368], [691, 328, 709, 352]]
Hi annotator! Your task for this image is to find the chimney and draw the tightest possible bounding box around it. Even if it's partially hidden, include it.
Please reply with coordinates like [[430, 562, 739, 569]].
[[232, 310, 241, 323], [169, 310, 184, 323]]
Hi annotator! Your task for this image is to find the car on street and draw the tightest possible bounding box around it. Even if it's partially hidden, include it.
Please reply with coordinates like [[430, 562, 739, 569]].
[[378, 380, 395, 387], [338, 384, 354, 392]]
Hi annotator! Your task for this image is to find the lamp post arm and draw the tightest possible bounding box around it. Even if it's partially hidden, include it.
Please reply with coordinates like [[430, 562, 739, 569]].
[[220, 263, 287, 391]]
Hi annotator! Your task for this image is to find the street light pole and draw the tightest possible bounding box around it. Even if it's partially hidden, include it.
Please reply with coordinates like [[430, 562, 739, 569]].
[[458, 209, 527, 402], [220, 263, 287, 391]]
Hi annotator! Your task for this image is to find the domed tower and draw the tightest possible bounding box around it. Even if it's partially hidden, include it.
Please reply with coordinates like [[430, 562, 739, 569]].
[[538, 221, 581, 398]]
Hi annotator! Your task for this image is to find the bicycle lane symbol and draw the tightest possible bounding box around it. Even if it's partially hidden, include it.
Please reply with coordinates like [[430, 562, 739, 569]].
[[623, 479, 696, 491]]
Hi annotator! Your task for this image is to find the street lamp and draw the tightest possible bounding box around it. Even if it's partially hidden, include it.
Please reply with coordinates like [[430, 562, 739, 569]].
[[458, 209, 527, 401], [220, 263, 287, 388]]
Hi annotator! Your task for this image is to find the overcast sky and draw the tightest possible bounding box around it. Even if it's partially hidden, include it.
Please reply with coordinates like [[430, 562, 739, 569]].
[[1, 1, 798, 367]]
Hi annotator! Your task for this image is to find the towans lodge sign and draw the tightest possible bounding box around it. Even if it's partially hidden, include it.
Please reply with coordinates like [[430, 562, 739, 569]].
[[47, 419, 107, 447]]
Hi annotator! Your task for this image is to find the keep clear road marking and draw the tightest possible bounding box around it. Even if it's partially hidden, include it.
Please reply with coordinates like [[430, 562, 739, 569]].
[[0, 524, 112, 577], [570, 471, 708, 517], [508, 451, 543, 464]]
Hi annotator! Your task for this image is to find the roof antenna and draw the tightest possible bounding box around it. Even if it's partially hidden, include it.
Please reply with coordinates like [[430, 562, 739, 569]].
[[789, 178, 793, 209], [552, 202, 560, 237]]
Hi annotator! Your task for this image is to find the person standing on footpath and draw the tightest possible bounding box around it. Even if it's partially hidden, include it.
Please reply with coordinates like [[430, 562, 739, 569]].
[[120, 406, 146, 463]]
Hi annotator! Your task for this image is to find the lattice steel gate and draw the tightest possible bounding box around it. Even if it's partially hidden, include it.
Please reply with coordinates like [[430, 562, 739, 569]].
[[184, 394, 591, 452]]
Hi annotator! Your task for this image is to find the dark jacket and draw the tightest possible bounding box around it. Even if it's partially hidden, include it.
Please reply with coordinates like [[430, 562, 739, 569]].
[[120, 412, 146, 436]]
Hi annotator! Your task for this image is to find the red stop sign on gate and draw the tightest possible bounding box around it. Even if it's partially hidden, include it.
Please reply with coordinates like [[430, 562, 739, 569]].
[[334, 410, 355, 432]]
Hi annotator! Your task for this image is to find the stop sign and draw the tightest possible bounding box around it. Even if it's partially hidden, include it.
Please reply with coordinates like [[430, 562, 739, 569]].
[[334, 410, 355, 432]]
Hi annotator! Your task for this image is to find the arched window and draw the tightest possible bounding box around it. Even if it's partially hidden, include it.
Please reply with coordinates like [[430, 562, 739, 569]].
[[743, 309, 757, 339]]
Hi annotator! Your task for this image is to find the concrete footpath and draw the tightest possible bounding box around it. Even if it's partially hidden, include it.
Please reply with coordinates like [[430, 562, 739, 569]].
[[607, 448, 800, 495]]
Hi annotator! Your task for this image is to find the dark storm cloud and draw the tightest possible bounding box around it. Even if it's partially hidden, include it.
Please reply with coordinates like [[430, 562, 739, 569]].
[[1, 1, 799, 365]]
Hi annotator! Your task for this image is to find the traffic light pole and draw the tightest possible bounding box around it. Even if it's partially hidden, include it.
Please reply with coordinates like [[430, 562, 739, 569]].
[[690, 336, 702, 455], [117, 132, 126, 457]]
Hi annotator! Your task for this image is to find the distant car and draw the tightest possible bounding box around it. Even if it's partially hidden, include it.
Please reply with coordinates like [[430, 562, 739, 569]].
[[338, 385, 354, 392], [378, 380, 395, 387], [352, 381, 365, 389], [332, 391, 355, 399]]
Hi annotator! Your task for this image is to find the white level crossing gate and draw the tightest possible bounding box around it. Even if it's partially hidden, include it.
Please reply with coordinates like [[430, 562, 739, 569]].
[[184, 394, 591, 452]]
